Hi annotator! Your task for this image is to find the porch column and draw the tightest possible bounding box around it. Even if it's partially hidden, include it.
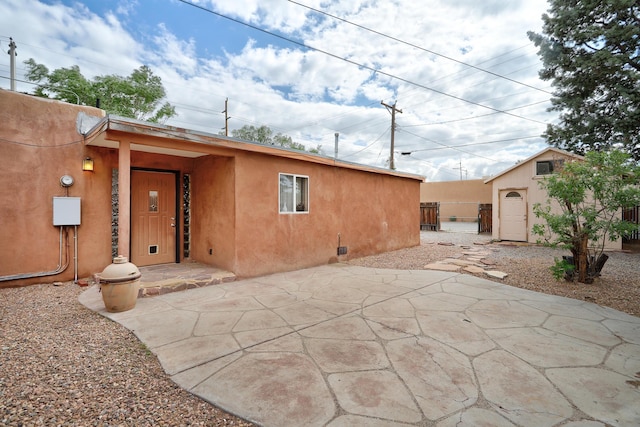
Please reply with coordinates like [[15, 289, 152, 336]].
[[118, 141, 131, 258]]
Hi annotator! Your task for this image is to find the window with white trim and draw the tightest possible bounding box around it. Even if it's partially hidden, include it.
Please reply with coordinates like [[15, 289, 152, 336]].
[[279, 173, 309, 213]]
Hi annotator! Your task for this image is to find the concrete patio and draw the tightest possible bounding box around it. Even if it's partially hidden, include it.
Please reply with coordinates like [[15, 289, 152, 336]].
[[80, 264, 640, 427]]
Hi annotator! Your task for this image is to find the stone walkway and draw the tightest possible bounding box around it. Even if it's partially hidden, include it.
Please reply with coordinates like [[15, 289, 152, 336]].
[[136, 262, 236, 297], [424, 243, 510, 279], [80, 263, 640, 426]]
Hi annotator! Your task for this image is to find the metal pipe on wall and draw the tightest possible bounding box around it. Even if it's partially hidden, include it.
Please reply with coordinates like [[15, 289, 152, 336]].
[[74, 225, 78, 283], [0, 227, 70, 282]]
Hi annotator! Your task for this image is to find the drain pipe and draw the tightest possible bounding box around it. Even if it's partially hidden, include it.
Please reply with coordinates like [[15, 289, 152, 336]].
[[0, 227, 69, 282], [74, 225, 78, 283]]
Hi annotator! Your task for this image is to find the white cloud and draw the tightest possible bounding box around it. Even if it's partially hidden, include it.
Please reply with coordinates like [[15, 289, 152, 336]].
[[0, 0, 555, 181]]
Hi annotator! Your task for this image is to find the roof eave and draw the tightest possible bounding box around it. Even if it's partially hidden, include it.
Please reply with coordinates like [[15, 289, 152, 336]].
[[84, 115, 425, 182]]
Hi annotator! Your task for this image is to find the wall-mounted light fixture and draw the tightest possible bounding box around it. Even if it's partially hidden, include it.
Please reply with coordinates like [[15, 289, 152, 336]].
[[82, 157, 94, 172]]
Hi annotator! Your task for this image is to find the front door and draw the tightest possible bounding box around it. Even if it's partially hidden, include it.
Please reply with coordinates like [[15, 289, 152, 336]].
[[131, 170, 177, 266], [499, 189, 527, 241]]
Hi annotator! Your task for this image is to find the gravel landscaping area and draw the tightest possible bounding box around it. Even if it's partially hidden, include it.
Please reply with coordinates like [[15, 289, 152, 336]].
[[349, 231, 640, 317], [1, 231, 638, 426], [0, 283, 254, 426]]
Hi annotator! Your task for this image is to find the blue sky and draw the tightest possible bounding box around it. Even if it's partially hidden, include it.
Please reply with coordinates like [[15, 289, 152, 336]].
[[0, 0, 556, 181]]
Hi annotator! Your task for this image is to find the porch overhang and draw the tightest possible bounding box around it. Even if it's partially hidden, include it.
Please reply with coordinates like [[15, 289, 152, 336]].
[[82, 115, 425, 182]]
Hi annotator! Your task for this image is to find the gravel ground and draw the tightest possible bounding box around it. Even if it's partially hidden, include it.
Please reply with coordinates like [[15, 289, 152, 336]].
[[0, 283, 254, 426], [1, 232, 638, 426], [349, 231, 640, 317]]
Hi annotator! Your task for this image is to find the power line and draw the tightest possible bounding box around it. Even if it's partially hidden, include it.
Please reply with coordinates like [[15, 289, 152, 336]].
[[1, 10, 552, 170], [176, 0, 548, 125], [400, 128, 500, 162], [401, 135, 542, 154], [402, 99, 551, 128], [340, 126, 390, 159], [288, 0, 552, 95]]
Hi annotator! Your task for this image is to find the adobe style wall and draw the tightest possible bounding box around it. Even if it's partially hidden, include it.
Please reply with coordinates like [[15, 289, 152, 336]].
[[194, 150, 421, 278], [487, 150, 621, 250], [1, 89, 421, 285], [190, 155, 237, 271], [420, 179, 492, 222], [0, 90, 108, 286]]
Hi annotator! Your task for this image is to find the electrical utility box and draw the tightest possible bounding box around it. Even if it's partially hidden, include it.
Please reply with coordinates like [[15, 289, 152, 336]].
[[53, 197, 81, 226]]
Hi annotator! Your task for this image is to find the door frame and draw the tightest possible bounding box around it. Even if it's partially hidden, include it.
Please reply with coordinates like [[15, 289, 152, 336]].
[[498, 188, 528, 242], [130, 167, 181, 264]]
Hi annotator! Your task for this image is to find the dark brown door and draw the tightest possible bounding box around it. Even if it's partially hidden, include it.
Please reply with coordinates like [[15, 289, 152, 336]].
[[131, 171, 177, 266]]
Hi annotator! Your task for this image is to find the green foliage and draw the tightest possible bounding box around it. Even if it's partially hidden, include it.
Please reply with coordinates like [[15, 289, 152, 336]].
[[550, 257, 575, 281], [533, 150, 640, 282], [24, 60, 176, 123], [527, 0, 640, 161], [230, 125, 322, 154]]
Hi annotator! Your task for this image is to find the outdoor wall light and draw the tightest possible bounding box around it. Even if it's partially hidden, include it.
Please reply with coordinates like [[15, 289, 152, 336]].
[[82, 157, 94, 172]]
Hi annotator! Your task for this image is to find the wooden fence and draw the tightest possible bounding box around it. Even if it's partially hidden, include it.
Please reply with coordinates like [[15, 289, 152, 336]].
[[478, 204, 492, 234], [623, 206, 640, 242], [420, 202, 493, 234], [420, 202, 439, 231]]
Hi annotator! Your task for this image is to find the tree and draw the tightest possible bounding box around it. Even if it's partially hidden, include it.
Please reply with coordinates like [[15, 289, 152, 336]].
[[532, 150, 640, 283], [527, 1, 640, 161], [24, 59, 176, 123], [230, 125, 322, 153]]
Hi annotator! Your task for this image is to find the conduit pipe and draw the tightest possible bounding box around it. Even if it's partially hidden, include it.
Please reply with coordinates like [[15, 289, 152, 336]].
[[0, 227, 70, 282], [74, 225, 78, 283]]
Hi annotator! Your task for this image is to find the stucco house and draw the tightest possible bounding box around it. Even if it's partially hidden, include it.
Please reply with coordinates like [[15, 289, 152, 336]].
[[484, 147, 622, 250], [0, 90, 423, 287]]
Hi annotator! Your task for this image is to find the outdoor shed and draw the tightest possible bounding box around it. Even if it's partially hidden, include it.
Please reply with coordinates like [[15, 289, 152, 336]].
[[484, 147, 622, 250], [0, 90, 423, 287], [484, 147, 580, 243]]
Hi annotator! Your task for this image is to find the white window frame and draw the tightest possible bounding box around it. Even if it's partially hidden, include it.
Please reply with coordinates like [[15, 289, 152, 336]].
[[279, 173, 309, 214]]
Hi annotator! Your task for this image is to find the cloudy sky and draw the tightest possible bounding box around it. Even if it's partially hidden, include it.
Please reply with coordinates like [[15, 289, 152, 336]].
[[0, 0, 557, 181]]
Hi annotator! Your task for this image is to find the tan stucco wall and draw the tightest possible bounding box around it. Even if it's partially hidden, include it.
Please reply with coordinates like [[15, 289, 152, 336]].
[[229, 151, 420, 277], [0, 90, 108, 286], [487, 150, 621, 250], [191, 155, 237, 270], [489, 153, 569, 243], [421, 179, 492, 222], [1, 89, 421, 286]]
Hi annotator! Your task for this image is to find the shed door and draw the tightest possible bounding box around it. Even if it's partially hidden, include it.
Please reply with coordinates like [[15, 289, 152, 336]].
[[131, 171, 177, 266], [499, 189, 527, 242]]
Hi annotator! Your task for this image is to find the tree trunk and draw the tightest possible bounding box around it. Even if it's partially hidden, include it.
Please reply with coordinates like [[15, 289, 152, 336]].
[[576, 233, 590, 284], [593, 253, 609, 275]]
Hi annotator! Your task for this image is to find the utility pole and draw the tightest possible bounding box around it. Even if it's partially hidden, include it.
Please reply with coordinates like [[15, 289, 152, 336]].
[[7, 37, 17, 91], [222, 98, 231, 136], [453, 159, 466, 180], [381, 100, 402, 169]]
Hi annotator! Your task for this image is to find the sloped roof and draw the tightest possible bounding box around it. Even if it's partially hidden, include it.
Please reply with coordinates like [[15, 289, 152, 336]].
[[83, 114, 425, 182], [483, 147, 583, 184]]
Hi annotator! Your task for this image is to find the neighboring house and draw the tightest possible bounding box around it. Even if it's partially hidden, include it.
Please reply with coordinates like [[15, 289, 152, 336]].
[[484, 147, 621, 249], [0, 90, 423, 287]]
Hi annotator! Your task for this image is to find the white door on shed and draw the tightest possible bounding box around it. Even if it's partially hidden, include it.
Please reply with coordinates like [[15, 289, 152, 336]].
[[499, 189, 527, 241]]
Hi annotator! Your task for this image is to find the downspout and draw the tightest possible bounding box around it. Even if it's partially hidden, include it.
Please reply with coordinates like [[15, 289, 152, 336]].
[[0, 227, 70, 282]]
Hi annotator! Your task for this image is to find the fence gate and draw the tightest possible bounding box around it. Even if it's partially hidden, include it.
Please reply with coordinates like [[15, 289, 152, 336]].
[[623, 206, 640, 242], [478, 203, 492, 234], [420, 202, 439, 231]]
